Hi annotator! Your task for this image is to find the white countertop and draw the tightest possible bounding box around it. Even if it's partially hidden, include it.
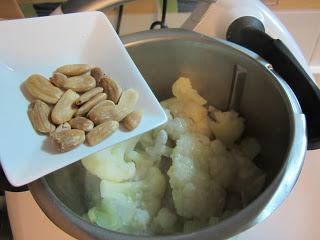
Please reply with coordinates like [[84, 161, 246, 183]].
[[237, 149, 320, 240]]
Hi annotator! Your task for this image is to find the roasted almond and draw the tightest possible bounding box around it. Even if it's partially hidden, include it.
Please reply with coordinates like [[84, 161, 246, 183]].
[[86, 121, 119, 146], [24, 74, 63, 104], [49, 72, 68, 88], [122, 111, 142, 131], [91, 67, 105, 84], [118, 88, 139, 108], [116, 88, 140, 121], [87, 105, 121, 124], [76, 87, 104, 106], [50, 72, 68, 88], [51, 89, 79, 124], [51, 129, 85, 152], [28, 100, 56, 133], [88, 100, 115, 115], [51, 74, 96, 93], [69, 117, 94, 132], [87, 89, 139, 124], [55, 64, 91, 76], [51, 122, 71, 137], [23, 64, 142, 153], [100, 76, 122, 103], [75, 92, 107, 116]]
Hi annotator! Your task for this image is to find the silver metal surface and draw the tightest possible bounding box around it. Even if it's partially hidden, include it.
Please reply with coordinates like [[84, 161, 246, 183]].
[[29, 29, 306, 240], [227, 65, 247, 111], [61, 0, 134, 13]]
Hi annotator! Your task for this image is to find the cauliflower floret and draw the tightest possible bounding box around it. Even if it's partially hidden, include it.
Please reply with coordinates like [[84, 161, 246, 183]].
[[100, 178, 142, 201], [231, 148, 261, 180], [209, 111, 244, 146], [91, 167, 166, 234], [168, 133, 225, 219], [146, 130, 172, 160], [81, 137, 139, 182], [142, 167, 167, 216], [88, 195, 150, 234], [83, 76, 266, 235], [197, 117, 212, 138], [230, 140, 265, 206], [163, 117, 193, 141], [151, 208, 178, 234], [163, 108, 173, 120], [209, 140, 237, 188], [134, 130, 173, 178], [172, 77, 207, 105], [100, 167, 166, 217], [126, 150, 154, 180], [140, 130, 172, 156], [161, 97, 211, 137], [169, 133, 211, 175], [139, 131, 154, 149], [239, 137, 261, 160], [159, 107, 209, 141], [161, 98, 207, 123]]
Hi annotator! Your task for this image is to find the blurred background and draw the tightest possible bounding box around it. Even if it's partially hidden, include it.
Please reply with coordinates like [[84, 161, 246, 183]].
[[1, 0, 320, 85]]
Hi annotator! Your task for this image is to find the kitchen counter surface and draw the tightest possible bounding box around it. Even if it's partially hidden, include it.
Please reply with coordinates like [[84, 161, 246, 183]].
[[237, 149, 320, 239]]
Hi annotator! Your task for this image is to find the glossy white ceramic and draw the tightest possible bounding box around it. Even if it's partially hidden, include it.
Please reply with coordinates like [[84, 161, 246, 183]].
[[0, 12, 167, 186]]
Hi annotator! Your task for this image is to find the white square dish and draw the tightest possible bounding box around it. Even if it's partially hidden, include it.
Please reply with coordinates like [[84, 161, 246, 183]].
[[0, 12, 167, 187]]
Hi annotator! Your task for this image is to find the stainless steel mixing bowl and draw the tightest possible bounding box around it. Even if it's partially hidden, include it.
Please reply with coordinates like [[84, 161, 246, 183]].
[[29, 29, 306, 240]]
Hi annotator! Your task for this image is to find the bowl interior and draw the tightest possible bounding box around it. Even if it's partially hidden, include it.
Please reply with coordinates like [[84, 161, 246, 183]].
[[43, 32, 292, 235]]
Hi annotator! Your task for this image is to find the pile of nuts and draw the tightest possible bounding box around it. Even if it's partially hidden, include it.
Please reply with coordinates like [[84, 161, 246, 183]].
[[24, 64, 142, 152]]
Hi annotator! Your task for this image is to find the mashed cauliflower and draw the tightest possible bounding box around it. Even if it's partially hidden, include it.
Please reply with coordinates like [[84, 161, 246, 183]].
[[82, 77, 266, 235]]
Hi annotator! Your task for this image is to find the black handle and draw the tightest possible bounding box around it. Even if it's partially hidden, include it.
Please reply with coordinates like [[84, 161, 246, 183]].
[[227, 16, 320, 150], [0, 165, 28, 192]]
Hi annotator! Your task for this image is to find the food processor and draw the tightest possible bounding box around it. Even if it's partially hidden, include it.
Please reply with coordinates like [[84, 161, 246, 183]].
[[2, 0, 320, 239]]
